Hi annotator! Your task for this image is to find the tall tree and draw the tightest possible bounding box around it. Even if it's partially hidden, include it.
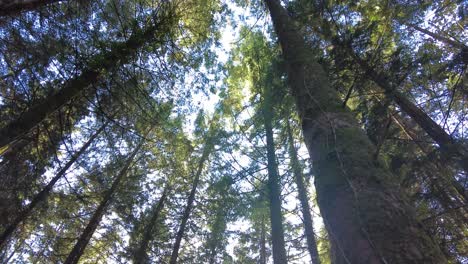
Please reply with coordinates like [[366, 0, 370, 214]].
[[264, 0, 446, 262], [64, 139, 143, 264], [169, 116, 216, 264], [285, 118, 320, 264], [0, 1, 175, 150], [262, 85, 287, 264], [133, 185, 170, 264], [0, 122, 106, 250]]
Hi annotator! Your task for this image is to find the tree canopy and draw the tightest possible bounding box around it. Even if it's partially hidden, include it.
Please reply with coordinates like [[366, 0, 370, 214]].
[[0, 0, 466, 263]]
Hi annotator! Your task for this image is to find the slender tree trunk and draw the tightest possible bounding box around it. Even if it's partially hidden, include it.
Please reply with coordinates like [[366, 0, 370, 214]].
[[64, 141, 142, 264], [133, 186, 170, 264], [408, 24, 467, 50], [351, 54, 468, 174], [169, 143, 211, 264], [285, 120, 320, 264], [306, 4, 468, 174], [0, 0, 63, 16], [262, 94, 287, 264], [391, 113, 468, 202], [259, 215, 267, 264], [264, 0, 446, 263], [0, 3, 174, 150], [0, 123, 106, 250]]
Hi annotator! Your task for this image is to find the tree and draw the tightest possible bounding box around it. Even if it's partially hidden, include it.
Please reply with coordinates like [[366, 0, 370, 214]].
[[264, 0, 446, 262], [0, 122, 106, 250], [132, 185, 170, 264], [0, 1, 176, 150], [169, 113, 218, 264], [64, 139, 144, 264], [285, 118, 320, 264]]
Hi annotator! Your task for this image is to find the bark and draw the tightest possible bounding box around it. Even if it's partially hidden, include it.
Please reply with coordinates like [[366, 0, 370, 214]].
[[264, 0, 446, 263], [169, 143, 211, 264], [0, 0, 62, 16], [133, 186, 170, 264], [0, 123, 106, 250], [285, 120, 320, 264], [64, 141, 142, 264], [262, 93, 288, 264], [0, 3, 174, 150]]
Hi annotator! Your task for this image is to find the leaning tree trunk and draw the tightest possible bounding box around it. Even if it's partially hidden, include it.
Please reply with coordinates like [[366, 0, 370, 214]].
[[0, 3, 174, 150], [0, 0, 64, 16], [0, 123, 106, 250], [264, 0, 446, 263], [169, 142, 211, 264], [285, 120, 320, 264], [64, 141, 142, 264], [262, 93, 288, 264], [305, 4, 468, 175], [133, 185, 170, 264], [349, 52, 468, 174], [408, 24, 467, 50]]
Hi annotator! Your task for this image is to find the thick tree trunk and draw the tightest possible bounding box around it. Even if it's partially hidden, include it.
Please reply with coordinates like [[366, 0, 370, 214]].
[[263, 96, 288, 264], [169, 144, 211, 264], [64, 141, 142, 264], [0, 4, 174, 150], [264, 0, 446, 263], [133, 186, 169, 264], [285, 120, 320, 264], [0, 0, 62, 16], [0, 123, 106, 250]]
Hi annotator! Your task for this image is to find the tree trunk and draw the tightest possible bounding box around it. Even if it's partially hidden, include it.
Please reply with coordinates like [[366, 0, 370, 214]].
[[64, 140, 142, 264], [0, 123, 106, 250], [0, 0, 63, 16], [133, 186, 169, 264], [285, 120, 320, 264], [408, 24, 467, 50], [264, 0, 446, 263], [0, 3, 174, 150], [169, 143, 211, 264], [351, 54, 468, 174], [263, 93, 288, 264], [305, 4, 468, 175]]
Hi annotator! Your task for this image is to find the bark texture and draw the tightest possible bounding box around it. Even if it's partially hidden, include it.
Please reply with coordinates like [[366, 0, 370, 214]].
[[264, 0, 446, 263], [0, 123, 106, 250], [286, 120, 320, 264], [133, 186, 169, 264], [0, 3, 174, 150], [64, 141, 142, 264]]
